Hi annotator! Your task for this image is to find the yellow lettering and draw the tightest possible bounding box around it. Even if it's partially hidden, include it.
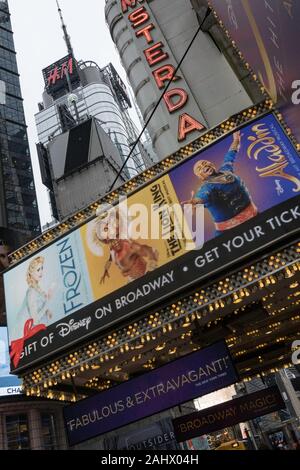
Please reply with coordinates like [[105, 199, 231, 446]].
[[246, 121, 300, 192], [260, 162, 300, 192]]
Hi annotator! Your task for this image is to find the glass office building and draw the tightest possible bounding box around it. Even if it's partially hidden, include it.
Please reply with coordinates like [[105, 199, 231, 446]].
[[0, 0, 40, 245]]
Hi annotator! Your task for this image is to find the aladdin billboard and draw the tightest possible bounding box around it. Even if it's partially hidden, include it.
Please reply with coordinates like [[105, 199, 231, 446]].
[[64, 341, 238, 446], [209, 0, 300, 143], [4, 113, 300, 372]]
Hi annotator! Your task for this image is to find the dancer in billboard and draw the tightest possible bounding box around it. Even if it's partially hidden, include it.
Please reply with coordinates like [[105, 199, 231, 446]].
[[182, 131, 257, 235], [16, 257, 53, 334], [92, 209, 158, 284]]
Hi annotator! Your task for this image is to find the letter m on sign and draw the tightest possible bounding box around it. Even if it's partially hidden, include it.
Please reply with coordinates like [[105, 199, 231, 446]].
[[121, 0, 144, 13]]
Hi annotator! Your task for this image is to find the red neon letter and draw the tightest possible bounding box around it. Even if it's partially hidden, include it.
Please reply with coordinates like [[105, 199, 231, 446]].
[[153, 64, 180, 89], [178, 113, 205, 141], [164, 88, 188, 113], [136, 23, 155, 44], [47, 67, 60, 86], [128, 6, 149, 28], [144, 42, 168, 67], [121, 0, 144, 14], [60, 57, 73, 79]]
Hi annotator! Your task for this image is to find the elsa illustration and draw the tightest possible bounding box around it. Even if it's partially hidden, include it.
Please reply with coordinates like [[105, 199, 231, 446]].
[[15, 256, 53, 337]]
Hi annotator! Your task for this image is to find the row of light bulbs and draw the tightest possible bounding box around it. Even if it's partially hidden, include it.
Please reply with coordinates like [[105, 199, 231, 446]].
[[10, 99, 273, 265], [22, 243, 300, 396]]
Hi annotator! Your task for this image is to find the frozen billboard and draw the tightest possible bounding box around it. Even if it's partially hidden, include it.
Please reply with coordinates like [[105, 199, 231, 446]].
[[4, 113, 300, 372]]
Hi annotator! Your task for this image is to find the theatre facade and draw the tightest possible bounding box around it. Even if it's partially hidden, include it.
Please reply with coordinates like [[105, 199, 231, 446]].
[[3, 99, 300, 446], [4, 0, 300, 449]]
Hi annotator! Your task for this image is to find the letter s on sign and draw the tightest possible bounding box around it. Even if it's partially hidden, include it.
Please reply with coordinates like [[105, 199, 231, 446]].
[[292, 340, 300, 365], [292, 80, 300, 105]]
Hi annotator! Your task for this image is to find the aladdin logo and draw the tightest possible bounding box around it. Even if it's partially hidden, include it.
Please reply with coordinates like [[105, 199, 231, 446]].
[[57, 238, 84, 315], [56, 317, 91, 338], [247, 123, 300, 192]]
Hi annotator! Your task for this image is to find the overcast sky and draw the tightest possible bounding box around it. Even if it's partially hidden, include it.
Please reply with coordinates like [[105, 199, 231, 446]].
[[9, 0, 130, 227]]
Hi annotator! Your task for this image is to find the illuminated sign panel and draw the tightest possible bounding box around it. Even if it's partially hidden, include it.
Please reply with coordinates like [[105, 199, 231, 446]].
[[209, 0, 300, 143], [42, 54, 80, 97], [0, 327, 22, 396], [173, 386, 285, 442], [4, 113, 300, 372], [64, 341, 238, 446]]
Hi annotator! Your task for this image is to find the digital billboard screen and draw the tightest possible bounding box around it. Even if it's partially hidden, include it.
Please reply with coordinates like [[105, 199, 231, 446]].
[[64, 341, 238, 446], [0, 327, 22, 397], [209, 0, 300, 143], [4, 113, 300, 372], [42, 54, 80, 97]]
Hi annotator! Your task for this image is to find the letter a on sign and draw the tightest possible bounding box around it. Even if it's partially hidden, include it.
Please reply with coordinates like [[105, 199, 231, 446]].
[[178, 113, 205, 141]]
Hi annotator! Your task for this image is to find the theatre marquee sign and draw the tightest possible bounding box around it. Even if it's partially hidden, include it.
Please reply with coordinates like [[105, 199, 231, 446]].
[[4, 113, 300, 372], [120, 0, 206, 142]]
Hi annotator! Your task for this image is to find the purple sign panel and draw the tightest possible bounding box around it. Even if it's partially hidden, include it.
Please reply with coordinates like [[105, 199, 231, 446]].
[[64, 341, 238, 446], [209, 0, 300, 143]]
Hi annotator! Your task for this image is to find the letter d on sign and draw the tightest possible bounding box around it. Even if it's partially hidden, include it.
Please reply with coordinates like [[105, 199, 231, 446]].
[[164, 88, 188, 113]]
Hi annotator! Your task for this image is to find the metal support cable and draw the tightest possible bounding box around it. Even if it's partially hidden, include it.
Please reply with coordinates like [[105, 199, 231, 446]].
[[109, 7, 211, 192]]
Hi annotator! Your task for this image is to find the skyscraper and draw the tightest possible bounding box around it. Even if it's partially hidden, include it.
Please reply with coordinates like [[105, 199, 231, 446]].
[[35, 2, 155, 221], [0, 0, 40, 248], [0, 2, 68, 451]]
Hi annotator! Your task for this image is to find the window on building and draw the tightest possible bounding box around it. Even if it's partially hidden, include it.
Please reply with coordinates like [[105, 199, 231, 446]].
[[5, 414, 30, 450], [41, 413, 58, 450]]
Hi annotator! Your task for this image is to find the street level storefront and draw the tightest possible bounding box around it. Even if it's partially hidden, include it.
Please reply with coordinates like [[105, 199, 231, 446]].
[[0, 396, 68, 450], [3, 101, 300, 448]]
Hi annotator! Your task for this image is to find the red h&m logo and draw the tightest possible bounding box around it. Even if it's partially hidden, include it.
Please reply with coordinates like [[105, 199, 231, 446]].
[[47, 57, 74, 87]]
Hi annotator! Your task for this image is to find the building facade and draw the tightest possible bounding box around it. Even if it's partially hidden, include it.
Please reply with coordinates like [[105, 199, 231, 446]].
[[38, 116, 131, 220], [2, 0, 300, 451], [35, 57, 156, 221], [105, 0, 262, 160], [0, 0, 40, 247], [0, 397, 68, 450], [35, 60, 154, 178]]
